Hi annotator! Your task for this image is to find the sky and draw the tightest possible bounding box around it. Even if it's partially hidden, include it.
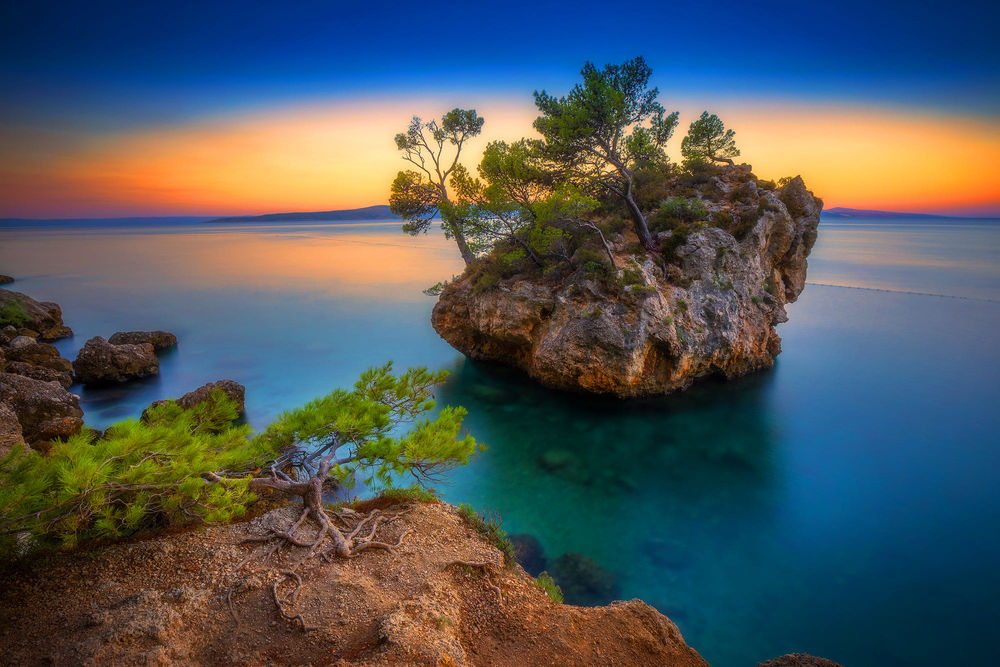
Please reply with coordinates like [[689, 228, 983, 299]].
[[1, 0, 998, 218]]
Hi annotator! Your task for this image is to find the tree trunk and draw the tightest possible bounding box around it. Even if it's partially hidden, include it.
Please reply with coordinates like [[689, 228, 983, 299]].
[[453, 227, 475, 265], [624, 189, 656, 252]]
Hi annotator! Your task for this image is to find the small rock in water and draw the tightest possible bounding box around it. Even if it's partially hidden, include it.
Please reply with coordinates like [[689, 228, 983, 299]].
[[0, 275, 13, 285], [73, 336, 159, 384], [109, 330, 178, 352]]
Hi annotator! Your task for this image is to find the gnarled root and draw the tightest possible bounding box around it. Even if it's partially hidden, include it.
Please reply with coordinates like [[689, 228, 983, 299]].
[[446, 559, 504, 606], [236, 501, 413, 630]]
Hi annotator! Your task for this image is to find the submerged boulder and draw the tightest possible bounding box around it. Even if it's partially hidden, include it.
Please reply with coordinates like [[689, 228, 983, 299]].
[[431, 167, 822, 397], [73, 336, 159, 384], [0, 372, 83, 448], [547, 552, 621, 607], [108, 330, 178, 352], [758, 654, 845, 667], [0, 288, 73, 341], [510, 533, 547, 576]]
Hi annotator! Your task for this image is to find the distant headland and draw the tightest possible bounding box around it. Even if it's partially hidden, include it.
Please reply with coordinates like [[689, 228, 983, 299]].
[[204, 204, 400, 223]]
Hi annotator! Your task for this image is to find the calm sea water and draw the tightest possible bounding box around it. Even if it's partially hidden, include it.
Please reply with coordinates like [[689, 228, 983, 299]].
[[2, 217, 999, 666]]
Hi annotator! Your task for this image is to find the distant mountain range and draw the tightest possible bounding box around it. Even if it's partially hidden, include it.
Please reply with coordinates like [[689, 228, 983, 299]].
[[822, 207, 951, 219], [205, 205, 399, 223]]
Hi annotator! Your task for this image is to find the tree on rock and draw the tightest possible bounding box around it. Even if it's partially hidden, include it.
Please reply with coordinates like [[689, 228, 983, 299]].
[[681, 111, 740, 167], [533, 56, 679, 252], [0, 363, 477, 558], [390, 109, 485, 265]]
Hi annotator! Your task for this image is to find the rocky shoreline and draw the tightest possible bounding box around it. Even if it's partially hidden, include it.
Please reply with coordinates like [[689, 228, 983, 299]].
[[0, 284, 181, 453]]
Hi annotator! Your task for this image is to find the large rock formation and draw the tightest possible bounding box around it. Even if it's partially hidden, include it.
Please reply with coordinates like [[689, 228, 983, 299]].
[[0, 288, 73, 341], [432, 167, 822, 397], [73, 336, 159, 384], [0, 501, 707, 666]]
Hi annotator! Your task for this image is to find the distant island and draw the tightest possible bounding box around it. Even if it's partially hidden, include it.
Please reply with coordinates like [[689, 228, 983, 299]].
[[823, 207, 961, 219], [205, 204, 400, 223]]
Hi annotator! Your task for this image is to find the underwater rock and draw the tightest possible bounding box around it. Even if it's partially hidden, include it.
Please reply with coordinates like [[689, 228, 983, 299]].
[[510, 533, 547, 576], [641, 537, 692, 570], [431, 167, 822, 397], [548, 552, 621, 606], [73, 336, 159, 384], [537, 449, 591, 484], [109, 330, 178, 352], [758, 654, 844, 667]]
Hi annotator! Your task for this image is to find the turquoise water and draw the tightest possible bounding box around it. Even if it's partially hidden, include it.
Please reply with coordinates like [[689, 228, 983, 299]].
[[2, 218, 999, 666]]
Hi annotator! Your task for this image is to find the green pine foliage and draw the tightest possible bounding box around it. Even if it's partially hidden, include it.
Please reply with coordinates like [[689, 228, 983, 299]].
[[0, 389, 264, 555], [0, 364, 478, 558]]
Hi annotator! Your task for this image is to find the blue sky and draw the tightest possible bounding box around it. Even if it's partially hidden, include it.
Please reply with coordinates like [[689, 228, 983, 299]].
[[2, 0, 997, 128]]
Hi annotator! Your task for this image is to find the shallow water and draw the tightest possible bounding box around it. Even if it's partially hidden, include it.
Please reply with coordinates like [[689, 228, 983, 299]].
[[2, 217, 999, 666]]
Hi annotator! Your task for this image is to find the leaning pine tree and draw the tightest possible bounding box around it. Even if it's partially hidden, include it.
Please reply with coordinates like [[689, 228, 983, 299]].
[[0, 363, 478, 560]]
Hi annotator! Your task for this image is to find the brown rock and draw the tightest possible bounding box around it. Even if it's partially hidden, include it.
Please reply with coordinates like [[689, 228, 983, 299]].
[[0, 289, 73, 341], [0, 372, 83, 447], [73, 336, 159, 384], [0, 275, 13, 285], [4, 340, 62, 365], [5, 361, 73, 389], [431, 166, 822, 397], [0, 502, 707, 666], [109, 330, 178, 352], [0, 402, 24, 457]]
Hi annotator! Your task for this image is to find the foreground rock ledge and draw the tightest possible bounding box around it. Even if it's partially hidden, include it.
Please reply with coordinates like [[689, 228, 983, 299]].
[[432, 170, 822, 397], [0, 501, 707, 666]]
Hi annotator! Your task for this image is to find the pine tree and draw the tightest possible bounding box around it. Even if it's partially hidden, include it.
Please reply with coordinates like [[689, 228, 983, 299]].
[[0, 363, 477, 559]]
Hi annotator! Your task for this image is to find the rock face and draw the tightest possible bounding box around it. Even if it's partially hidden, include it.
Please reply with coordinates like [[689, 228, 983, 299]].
[[73, 336, 159, 384], [0, 402, 25, 457], [0, 501, 707, 666], [109, 330, 178, 351], [0, 372, 83, 448], [432, 167, 822, 397], [0, 288, 73, 341]]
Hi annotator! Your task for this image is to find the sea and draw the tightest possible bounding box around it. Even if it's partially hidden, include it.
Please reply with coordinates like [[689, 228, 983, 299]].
[[1, 216, 998, 666]]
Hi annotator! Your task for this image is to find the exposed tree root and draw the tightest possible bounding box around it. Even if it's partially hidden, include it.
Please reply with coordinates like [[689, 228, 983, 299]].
[[446, 559, 504, 606], [234, 484, 414, 631]]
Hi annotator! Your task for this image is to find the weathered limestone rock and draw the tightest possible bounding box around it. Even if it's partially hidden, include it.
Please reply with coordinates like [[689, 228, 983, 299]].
[[0, 402, 25, 457], [108, 330, 178, 351], [432, 167, 822, 397], [0, 288, 73, 341], [73, 336, 159, 384], [0, 372, 83, 448]]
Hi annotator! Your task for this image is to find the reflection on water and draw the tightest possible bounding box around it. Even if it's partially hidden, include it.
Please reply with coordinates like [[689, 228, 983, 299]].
[[1, 218, 999, 666]]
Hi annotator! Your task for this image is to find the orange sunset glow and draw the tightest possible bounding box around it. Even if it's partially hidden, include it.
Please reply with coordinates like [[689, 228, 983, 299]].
[[2, 100, 998, 218]]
